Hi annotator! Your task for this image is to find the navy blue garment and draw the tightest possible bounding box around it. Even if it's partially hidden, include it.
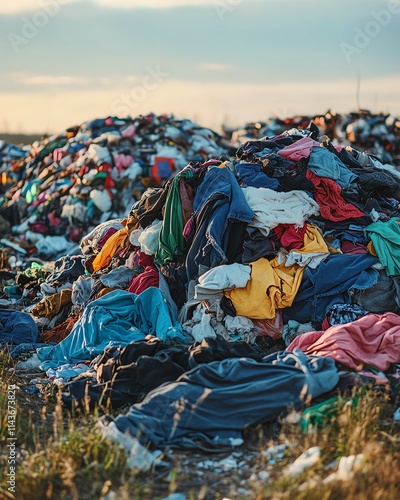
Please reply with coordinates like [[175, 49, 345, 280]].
[[236, 137, 294, 160], [10, 342, 56, 357], [0, 309, 38, 345], [234, 161, 280, 190], [186, 166, 254, 280], [46, 255, 85, 285], [283, 253, 379, 326], [104, 349, 338, 450]]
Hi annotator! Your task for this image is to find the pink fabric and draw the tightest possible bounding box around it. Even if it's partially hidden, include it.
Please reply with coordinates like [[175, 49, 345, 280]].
[[113, 153, 134, 172], [287, 312, 400, 371], [105, 117, 113, 126], [121, 124, 136, 138], [306, 170, 365, 222], [53, 148, 67, 162], [278, 137, 318, 162]]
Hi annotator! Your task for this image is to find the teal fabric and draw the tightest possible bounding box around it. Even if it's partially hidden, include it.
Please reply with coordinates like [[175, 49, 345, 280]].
[[37, 287, 186, 370], [156, 166, 194, 264], [365, 217, 400, 276], [308, 146, 358, 189]]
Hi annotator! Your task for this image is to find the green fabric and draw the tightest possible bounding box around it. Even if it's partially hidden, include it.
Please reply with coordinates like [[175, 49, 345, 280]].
[[155, 167, 194, 265], [365, 217, 400, 276], [36, 138, 67, 162], [300, 397, 338, 434], [24, 262, 49, 281]]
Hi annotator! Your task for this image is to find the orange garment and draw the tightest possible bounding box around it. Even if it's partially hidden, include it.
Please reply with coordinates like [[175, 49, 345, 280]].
[[92, 227, 129, 271], [367, 240, 377, 256]]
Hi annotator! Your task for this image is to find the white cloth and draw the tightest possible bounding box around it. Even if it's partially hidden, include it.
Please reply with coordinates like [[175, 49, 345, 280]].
[[195, 263, 251, 301], [35, 236, 75, 258], [138, 219, 163, 255], [277, 249, 329, 270], [90, 190, 112, 212], [242, 187, 320, 237]]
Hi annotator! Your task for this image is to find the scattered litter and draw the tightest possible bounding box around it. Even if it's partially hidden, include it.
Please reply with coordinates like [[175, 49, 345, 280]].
[[263, 444, 286, 464], [323, 454, 364, 483], [285, 446, 321, 477]]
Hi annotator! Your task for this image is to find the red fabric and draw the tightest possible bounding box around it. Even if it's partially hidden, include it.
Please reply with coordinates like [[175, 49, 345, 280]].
[[321, 317, 331, 330], [340, 240, 368, 254], [306, 170, 365, 222], [127, 266, 159, 295], [137, 251, 154, 268], [287, 312, 400, 371], [273, 224, 306, 250], [151, 157, 176, 184]]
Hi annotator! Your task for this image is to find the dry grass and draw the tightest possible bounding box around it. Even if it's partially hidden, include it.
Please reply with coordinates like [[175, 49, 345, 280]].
[[1, 348, 400, 499]]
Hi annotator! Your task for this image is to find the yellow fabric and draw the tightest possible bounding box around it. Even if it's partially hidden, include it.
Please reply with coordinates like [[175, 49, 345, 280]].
[[298, 224, 329, 255], [92, 227, 129, 271], [225, 257, 304, 319]]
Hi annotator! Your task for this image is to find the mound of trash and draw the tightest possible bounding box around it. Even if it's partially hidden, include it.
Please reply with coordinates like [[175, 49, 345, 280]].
[[223, 109, 400, 165], [1, 112, 400, 459]]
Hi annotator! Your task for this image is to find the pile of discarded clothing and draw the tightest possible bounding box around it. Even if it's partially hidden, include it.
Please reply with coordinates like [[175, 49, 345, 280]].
[[2, 116, 400, 458], [0, 112, 232, 248], [224, 110, 400, 165]]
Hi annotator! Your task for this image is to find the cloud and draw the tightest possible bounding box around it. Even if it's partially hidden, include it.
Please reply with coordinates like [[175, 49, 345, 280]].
[[0, 1, 78, 14], [95, 0, 216, 10], [0, 0, 399, 132], [16, 74, 90, 86], [0, 0, 215, 14], [197, 63, 233, 71]]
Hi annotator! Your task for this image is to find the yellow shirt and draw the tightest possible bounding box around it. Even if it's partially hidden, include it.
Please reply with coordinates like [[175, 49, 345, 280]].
[[225, 257, 304, 319]]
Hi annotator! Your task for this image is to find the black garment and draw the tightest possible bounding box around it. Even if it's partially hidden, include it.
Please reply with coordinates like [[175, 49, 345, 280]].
[[241, 227, 278, 264], [45, 255, 85, 285], [61, 336, 265, 409], [236, 137, 294, 160], [358, 171, 400, 198], [160, 258, 188, 309], [130, 187, 168, 228]]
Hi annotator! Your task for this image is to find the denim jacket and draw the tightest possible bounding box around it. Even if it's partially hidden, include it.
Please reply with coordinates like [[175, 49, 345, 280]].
[[186, 166, 254, 280]]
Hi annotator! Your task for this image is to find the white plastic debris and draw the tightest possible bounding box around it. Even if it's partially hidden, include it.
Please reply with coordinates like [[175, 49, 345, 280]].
[[393, 407, 400, 421], [98, 420, 159, 472], [285, 446, 321, 477], [323, 454, 364, 483]]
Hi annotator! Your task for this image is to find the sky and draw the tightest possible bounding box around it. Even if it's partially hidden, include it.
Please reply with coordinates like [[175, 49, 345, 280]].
[[0, 0, 399, 133]]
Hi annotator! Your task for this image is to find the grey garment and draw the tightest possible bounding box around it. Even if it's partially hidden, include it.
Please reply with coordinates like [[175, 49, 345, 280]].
[[71, 276, 95, 310], [100, 266, 135, 288], [106, 349, 338, 450], [40, 281, 72, 297], [178, 298, 202, 324], [158, 271, 179, 319], [308, 146, 358, 189], [352, 269, 399, 313]]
